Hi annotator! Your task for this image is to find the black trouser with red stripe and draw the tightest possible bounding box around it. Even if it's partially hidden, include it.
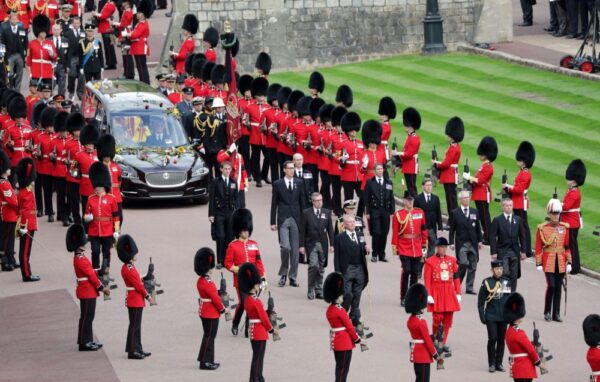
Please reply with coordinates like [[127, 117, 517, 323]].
[[475, 200, 491, 243], [19, 230, 34, 280], [126, 307, 144, 354], [442, 183, 458, 216], [413, 363, 430, 382], [400, 256, 421, 301], [334, 350, 352, 382], [267, 148, 279, 183], [68, 181, 82, 224], [319, 170, 331, 210], [40, 173, 54, 216], [232, 287, 248, 329], [0, 221, 17, 267], [568, 227, 580, 274], [78, 298, 97, 345], [331, 175, 342, 216], [198, 318, 219, 364], [134, 55, 150, 84], [54, 176, 68, 222], [123, 54, 135, 79], [404, 173, 417, 197], [35, 176, 43, 214], [239, 136, 251, 175], [544, 259, 564, 318], [102, 34, 117, 68], [250, 340, 267, 382], [90, 236, 112, 269]]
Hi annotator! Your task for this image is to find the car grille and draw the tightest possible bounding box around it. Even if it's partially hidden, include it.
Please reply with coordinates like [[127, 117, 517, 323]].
[[145, 172, 187, 188]]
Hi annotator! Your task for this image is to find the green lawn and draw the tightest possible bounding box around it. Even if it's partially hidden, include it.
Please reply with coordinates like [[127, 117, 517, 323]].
[[270, 54, 600, 271]]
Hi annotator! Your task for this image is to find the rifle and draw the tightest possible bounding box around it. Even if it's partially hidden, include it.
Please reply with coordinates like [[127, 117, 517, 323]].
[[266, 291, 286, 341], [168, 42, 176, 70], [593, 225, 600, 237], [98, 257, 117, 301], [317, 137, 324, 155], [531, 322, 552, 374], [142, 257, 163, 304], [462, 159, 472, 192], [303, 131, 312, 151], [430, 145, 440, 185], [432, 323, 449, 370], [50, 146, 57, 165], [326, 140, 334, 159], [270, 122, 279, 140], [288, 132, 297, 150], [391, 137, 401, 176], [218, 271, 237, 321], [495, 169, 509, 202], [339, 147, 348, 168]]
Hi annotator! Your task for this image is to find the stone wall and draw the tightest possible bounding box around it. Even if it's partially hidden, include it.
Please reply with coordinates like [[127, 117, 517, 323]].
[[164, 0, 497, 73]]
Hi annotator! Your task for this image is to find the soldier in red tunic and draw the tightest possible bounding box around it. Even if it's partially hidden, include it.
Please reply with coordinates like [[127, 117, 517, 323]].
[[464, 136, 497, 244], [202, 27, 218, 63], [305, 98, 324, 185], [238, 262, 277, 382], [504, 141, 535, 257], [246, 77, 271, 188], [377, 96, 395, 165], [308, 71, 324, 98], [25, 81, 40, 120], [118, 234, 156, 360], [4, 97, 33, 174], [16, 158, 40, 282], [423, 237, 461, 355], [280, 90, 302, 174], [121, 0, 152, 84], [195, 247, 228, 370], [263, 83, 282, 184], [65, 113, 85, 224], [0, 150, 19, 271], [32, 0, 59, 23], [338, 112, 364, 210], [329, 106, 347, 216], [84, 162, 119, 269], [237, 74, 254, 170], [583, 314, 600, 382], [324, 272, 362, 382], [504, 292, 547, 381], [254, 52, 271, 79], [93, 0, 117, 69], [433, 117, 463, 215], [50, 111, 69, 226], [113, 0, 134, 79], [224, 208, 266, 336], [392, 192, 428, 305], [26, 15, 56, 87], [405, 283, 442, 382], [37, 107, 57, 222], [335, 84, 353, 109], [76, 124, 99, 218], [360, 120, 386, 191], [96, 134, 123, 223], [291, 96, 316, 186], [68, 224, 110, 351], [535, 196, 571, 322], [561, 159, 586, 274], [392, 107, 421, 197]]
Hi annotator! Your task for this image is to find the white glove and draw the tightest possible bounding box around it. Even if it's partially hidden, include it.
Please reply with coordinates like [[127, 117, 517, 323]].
[[260, 280, 268, 290], [83, 213, 93, 223], [361, 154, 369, 168], [566, 264, 572, 273], [121, 31, 128, 37], [113, 231, 120, 241], [462, 172, 471, 181], [19, 228, 28, 236], [427, 296, 434, 304], [340, 153, 349, 161], [80, 69, 84, 75], [199, 148, 206, 155], [456, 294, 462, 303], [229, 142, 237, 152], [536, 266, 543, 272]]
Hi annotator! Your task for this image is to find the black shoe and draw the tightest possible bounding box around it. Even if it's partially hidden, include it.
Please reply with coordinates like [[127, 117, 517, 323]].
[[63, 220, 70, 227], [68, 216, 74, 224], [299, 254, 307, 264], [518, 22, 533, 27], [264, 178, 272, 185], [379, 257, 388, 262], [165, 11, 172, 17], [496, 364, 505, 372], [400, 299, 405, 307], [92, 342, 103, 349], [466, 289, 476, 295], [200, 362, 219, 370], [371, 256, 378, 263], [48, 215, 55, 222], [256, 182, 262, 188], [544, 313, 552, 322], [1, 265, 15, 272], [12, 262, 20, 268], [544, 26, 556, 32], [128, 351, 145, 359], [315, 292, 324, 300], [23, 275, 41, 282], [37, 211, 43, 217], [553, 31, 567, 37], [307, 289, 315, 300], [231, 326, 239, 336], [278, 275, 287, 287], [577, 34, 586, 40], [79, 342, 100, 351], [216, 263, 223, 270], [553, 315, 563, 323], [488, 365, 496, 373], [289, 279, 300, 287], [566, 34, 578, 39], [141, 351, 151, 357]]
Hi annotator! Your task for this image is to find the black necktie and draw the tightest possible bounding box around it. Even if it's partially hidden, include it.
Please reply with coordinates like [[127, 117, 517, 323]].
[[299, 171, 302, 178], [378, 178, 382, 187], [351, 232, 356, 244], [426, 195, 430, 204], [288, 181, 292, 192], [464, 208, 468, 217], [316, 209, 320, 218]]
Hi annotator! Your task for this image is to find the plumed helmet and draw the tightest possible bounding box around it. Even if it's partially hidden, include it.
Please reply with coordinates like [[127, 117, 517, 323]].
[[286, 90, 304, 113], [117, 234, 138, 263], [237, 262, 262, 293], [96, 134, 116, 160], [405, 283, 428, 314], [267, 83, 282, 105], [403, 107, 421, 130], [255, 52, 272, 75], [477, 136, 498, 162], [445, 116, 464, 143], [546, 197, 562, 214], [250, 77, 269, 97], [565, 159, 586, 186], [194, 247, 215, 276], [16, 157, 36, 188], [40, 107, 57, 129], [182, 13, 199, 35], [89, 162, 111, 192], [277, 86, 292, 107], [201, 62, 216, 83], [32, 102, 47, 126], [319, 104, 335, 123], [203, 27, 219, 48], [32, 15, 51, 37], [211, 64, 226, 85], [515, 141, 535, 169], [232, 208, 253, 237], [239, 75, 254, 95], [341, 112, 361, 133], [309, 98, 325, 120], [67, 112, 85, 133], [192, 57, 206, 78], [54, 111, 69, 133], [297, 96, 312, 117], [308, 71, 325, 93], [323, 272, 344, 303], [331, 106, 347, 127], [79, 124, 99, 145], [7, 97, 27, 120], [503, 292, 526, 324], [378, 96, 396, 119], [335, 85, 353, 108], [0, 150, 11, 174], [66, 224, 88, 252], [361, 120, 382, 146], [583, 314, 600, 347], [136, 0, 154, 18]]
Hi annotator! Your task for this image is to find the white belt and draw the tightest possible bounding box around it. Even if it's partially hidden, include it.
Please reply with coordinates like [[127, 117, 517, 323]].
[[76, 277, 88, 282], [410, 339, 424, 344], [249, 319, 261, 324], [413, 154, 418, 158], [32, 58, 52, 64], [250, 122, 260, 126], [330, 327, 346, 333], [81, 174, 89, 178], [126, 287, 135, 291], [510, 353, 528, 358], [346, 160, 359, 165], [564, 208, 580, 212], [199, 298, 212, 303], [1, 202, 6, 205], [592, 371, 600, 376], [381, 140, 388, 145], [13, 147, 26, 151], [450, 164, 459, 168]]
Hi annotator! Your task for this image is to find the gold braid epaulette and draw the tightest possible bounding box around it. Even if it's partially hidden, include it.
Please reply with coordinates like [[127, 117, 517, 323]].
[[194, 115, 204, 134], [6, 0, 20, 11], [205, 117, 220, 137], [395, 209, 411, 236], [537, 222, 557, 249], [484, 279, 502, 304], [80, 39, 94, 56], [34, 0, 49, 13]]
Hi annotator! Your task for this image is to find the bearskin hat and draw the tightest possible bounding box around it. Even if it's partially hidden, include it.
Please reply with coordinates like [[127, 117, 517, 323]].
[[1, 89, 20, 109], [319, 104, 335, 124], [335, 85, 353, 108], [310, 98, 325, 120], [96, 134, 116, 160], [405, 283, 428, 314], [308, 71, 325, 93], [378, 96, 396, 119], [117, 234, 138, 263], [32, 102, 47, 126], [341, 112, 361, 133], [191, 56, 206, 79], [67, 112, 85, 133], [503, 293, 526, 324], [255, 52, 272, 75], [32, 15, 51, 37], [54, 111, 69, 133], [182, 14, 199, 35], [515, 141, 535, 169], [331, 106, 347, 127], [201, 62, 216, 83], [79, 124, 99, 146], [7, 97, 27, 120], [267, 83, 282, 105], [277, 86, 292, 107], [136, 0, 154, 18], [239, 75, 254, 95], [203, 27, 219, 48], [89, 162, 111, 192], [297, 96, 312, 117], [583, 314, 600, 347], [565, 159, 586, 186], [194, 247, 215, 276], [237, 262, 262, 293], [40, 107, 57, 128], [477, 136, 498, 162], [16, 157, 36, 188], [251, 77, 269, 97], [361, 120, 382, 146], [232, 208, 253, 237], [403, 107, 421, 130], [445, 116, 464, 143], [185, 54, 196, 76], [211, 64, 226, 85], [287, 90, 304, 113], [0, 150, 10, 174], [66, 224, 88, 252], [323, 272, 344, 304]]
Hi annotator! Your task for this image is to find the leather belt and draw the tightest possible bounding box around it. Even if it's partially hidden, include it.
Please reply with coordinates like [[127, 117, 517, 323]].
[[93, 217, 112, 222], [401, 234, 421, 239]]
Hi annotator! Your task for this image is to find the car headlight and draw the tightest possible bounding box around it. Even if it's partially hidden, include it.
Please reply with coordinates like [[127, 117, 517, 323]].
[[120, 164, 139, 179], [191, 163, 209, 177]]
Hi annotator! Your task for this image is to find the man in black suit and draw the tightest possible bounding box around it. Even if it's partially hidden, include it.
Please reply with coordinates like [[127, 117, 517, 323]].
[[64, 16, 85, 101], [333, 214, 369, 333], [293, 153, 314, 206], [414, 178, 443, 259], [0, 12, 28, 90], [489, 198, 526, 291], [271, 160, 308, 288], [299, 192, 334, 300], [449, 190, 483, 294], [363, 163, 394, 262], [209, 161, 239, 268], [51, 24, 71, 97]]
